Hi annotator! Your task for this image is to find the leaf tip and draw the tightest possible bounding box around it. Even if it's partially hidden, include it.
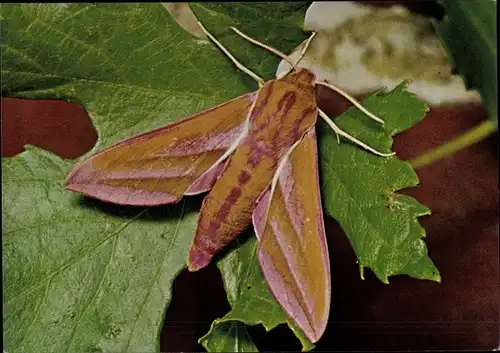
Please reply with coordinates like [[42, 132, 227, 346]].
[[400, 79, 412, 89], [287, 321, 316, 351], [428, 268, 442, 283], [358, 263, 365, 280]]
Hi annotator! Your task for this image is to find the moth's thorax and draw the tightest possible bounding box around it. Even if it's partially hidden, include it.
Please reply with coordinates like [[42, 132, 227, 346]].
[[247, 69, 318, 155]]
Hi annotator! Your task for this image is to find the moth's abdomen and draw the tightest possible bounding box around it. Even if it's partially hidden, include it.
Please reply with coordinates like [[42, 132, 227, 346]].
[[188, 143, 278, 271]]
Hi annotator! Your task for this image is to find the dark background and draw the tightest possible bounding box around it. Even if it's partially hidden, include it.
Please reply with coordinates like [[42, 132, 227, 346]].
[[2, 1, 498, 351]]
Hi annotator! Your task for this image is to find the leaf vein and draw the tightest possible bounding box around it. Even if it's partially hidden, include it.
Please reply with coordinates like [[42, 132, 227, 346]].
[[4, 209, 148, 305], [65, 235, 119, 351], [15, 279, 52, 351], [2, 69, 222, 101], [122, 200, 186, 352]]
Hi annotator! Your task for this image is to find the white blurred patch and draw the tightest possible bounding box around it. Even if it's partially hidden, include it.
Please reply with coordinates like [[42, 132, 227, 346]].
[[276, 1, 481, 106]]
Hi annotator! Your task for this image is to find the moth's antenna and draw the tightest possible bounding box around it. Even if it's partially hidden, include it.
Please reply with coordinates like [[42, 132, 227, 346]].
[[317, 108, 395, 157], [315, 81, 386, 125], [198, 21, 265, 87], [293, 32, 317, 67], [276, 32, 317, 80], [230, 27, 296, 69]]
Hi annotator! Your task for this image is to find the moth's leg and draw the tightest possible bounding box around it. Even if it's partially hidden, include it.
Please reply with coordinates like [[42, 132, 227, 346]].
[[198, 22, 265, 87], [230, 27, 296, 68], [293, 32, 317, 66], [315, 81, 386, 125], [318, 108, 395, 157]]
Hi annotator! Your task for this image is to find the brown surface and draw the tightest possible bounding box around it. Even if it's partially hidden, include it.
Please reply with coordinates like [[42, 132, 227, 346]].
[[1, 97, 97, 159], [1, 1, 498, 351]]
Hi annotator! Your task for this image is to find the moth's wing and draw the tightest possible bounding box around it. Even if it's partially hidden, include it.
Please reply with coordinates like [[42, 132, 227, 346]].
[[252, 128, 331, 343], [66, 93, 255, 205]]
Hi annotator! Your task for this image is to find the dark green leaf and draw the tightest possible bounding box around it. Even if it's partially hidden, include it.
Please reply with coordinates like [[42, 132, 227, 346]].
[[199, 321, 258, 352], [3, 147, 200, 353], [435, 0, 497, 120], [318, 82, 441, 283]]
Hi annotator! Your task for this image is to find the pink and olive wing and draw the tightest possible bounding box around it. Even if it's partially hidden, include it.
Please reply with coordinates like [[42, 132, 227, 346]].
[[65, 93, 255, 205], [252, 128, 331, 343]]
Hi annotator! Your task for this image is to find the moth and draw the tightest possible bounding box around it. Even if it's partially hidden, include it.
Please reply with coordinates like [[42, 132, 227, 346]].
[[66, 22, 394, 343]]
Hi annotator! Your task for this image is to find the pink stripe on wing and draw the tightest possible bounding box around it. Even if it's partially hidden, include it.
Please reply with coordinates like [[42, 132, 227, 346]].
[[278, 155, 305, 242], [66, 183, 179, 206], [184, 159, 229, 195], [252, 189, 272, 240], [258, 247, 315, 342], [156, 125, 245, 157], [269, 217, 314, 314]]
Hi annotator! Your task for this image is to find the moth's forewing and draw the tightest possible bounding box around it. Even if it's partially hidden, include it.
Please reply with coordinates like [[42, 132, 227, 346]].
[[65, 93, 255, 205], [252, 127, 331, 343]]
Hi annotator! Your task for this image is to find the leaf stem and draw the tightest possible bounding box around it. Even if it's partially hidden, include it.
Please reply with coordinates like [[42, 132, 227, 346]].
[[409, 119, 498, 169]]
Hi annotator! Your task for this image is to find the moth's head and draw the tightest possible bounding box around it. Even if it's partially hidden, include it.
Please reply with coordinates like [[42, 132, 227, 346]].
[[283, 67, 316, 87]]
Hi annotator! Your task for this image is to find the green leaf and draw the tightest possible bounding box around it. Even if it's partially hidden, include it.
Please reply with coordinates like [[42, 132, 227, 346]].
[[1, 3, 310, 353], [199, 321, 258, 353], [318, 82, 441, 283], [199, 236, 315, 352], [2, 146, 201, 353], [435, 0, 497, 120]]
